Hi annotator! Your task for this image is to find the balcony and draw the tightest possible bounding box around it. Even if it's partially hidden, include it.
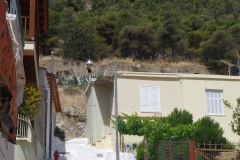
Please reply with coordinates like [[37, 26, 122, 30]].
[[16, 114, 36, 143]]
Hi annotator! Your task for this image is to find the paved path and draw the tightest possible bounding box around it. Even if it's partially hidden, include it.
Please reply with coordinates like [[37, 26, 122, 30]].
[[52, 137, 136, 160]]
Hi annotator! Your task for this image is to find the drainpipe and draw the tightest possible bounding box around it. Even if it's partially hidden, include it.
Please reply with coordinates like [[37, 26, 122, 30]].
[[44, 89, 48, 158], [91, 83, 93, 144]]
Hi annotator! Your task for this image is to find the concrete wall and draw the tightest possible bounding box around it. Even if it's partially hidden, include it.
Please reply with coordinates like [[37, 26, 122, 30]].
[[14, 139, 44, 160], [117, 75, 181, 117], [0, 134, 14, 160], [180, 74, 240, 142], [86, 83, 112, 144], [86, 84, 93, 143]]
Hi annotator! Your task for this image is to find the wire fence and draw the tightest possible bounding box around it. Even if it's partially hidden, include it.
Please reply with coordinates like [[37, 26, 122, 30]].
[[154, 140, 190, 160]]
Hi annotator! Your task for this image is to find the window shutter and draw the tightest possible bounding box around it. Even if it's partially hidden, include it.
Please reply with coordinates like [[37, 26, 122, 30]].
[[150, 87, 160, 112], [141, 86, 160, 112], [141, 87, 150, 112], [206, 90, 223, 115]]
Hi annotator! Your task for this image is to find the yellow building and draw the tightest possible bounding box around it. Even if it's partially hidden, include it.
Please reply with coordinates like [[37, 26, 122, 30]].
[[86, 72, 240, 151]]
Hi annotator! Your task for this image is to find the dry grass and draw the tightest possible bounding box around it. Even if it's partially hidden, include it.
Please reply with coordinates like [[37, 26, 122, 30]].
[[98, 57, 201, 68], [40, 55, 199, 67], [58, 87, 86, 109], [39, 54, 63, 62]]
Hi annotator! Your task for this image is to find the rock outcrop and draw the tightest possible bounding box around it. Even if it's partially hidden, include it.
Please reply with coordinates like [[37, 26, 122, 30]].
[[55, 106, 87, 141]]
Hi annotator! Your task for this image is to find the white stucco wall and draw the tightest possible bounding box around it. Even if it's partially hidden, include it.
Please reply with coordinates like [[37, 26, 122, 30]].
[[0, 134, 14, 160], [117, 74, 181, 117], [86, 82, 112, 144], [180, 74, 240, 142], [14, 139, 44, 160]]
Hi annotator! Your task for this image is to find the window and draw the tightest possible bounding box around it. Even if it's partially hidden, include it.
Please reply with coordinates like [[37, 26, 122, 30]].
[[140, 86, 160, 112], [206, 90, 224, 115]]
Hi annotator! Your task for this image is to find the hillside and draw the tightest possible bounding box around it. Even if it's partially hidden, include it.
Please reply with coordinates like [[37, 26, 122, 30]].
[[41, 0, 240, 72], [39, 0, 240, 140]]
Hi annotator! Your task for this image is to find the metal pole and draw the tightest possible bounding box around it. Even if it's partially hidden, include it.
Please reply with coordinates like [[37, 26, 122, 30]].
[[44, 89, 48, 158], [49, 51, 54, 160], [114, 61, 119, 160]]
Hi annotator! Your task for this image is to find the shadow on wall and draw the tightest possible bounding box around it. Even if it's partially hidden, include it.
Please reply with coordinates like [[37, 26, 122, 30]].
[[95, 85, 112, 127]]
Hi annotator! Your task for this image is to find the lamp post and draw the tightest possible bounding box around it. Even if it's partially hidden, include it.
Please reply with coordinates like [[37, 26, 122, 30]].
[[86, 59, 93, 73]]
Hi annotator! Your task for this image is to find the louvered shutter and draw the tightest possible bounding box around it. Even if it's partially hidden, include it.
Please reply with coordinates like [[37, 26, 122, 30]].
[[206, 90, 224, 115], [140, 86, 160, 112]]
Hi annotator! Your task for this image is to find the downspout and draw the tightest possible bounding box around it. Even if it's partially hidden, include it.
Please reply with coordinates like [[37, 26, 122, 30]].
[[44, 89, 48, 158], [91, 83, 93, 144], [172, 73, 183, 109]]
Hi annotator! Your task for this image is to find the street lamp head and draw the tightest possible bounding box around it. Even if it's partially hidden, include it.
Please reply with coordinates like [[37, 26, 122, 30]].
[[86, 59, 93, 68]]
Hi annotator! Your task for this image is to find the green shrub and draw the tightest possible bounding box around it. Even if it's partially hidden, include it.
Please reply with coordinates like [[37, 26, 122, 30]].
[[135, 68, 148, 72], [64, 86, 82, 95], [193, 116, 228, 145], [18, 83, 42, 120], [136, 141, 144, 160], [166, 108, 193, 127]]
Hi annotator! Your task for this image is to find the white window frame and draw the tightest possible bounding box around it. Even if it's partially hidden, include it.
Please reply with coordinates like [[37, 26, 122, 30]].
[[206, 90, 224, 115], [140, 86, 161, 113]]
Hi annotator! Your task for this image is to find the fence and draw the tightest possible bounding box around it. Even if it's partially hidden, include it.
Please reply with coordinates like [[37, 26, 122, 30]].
[[195, 142, 240, 160], [149, 140, 240, 160], [154, 140, 195, 160]]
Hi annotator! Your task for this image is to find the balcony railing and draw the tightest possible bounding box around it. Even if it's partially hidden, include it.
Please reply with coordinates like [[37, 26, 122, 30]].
[[16, 114, 35, 143]]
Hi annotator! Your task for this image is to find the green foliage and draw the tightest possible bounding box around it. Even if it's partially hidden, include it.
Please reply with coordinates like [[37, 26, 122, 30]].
[[111, 108, 230, 159], [198, 30, 237, 69], [63, 23, 96, 61], [135, 68, 148, 72], [18, 83, 42, 120], [154, 140, 190, 160], [56, 71, 98, 90], [111, 112, 197, 159], [64, 86, 82, 95], [192, 116, 227, 144], [136, 141, 144, 160], [166, 108, 193, 127], [119, 26, 157, 60], [41, 0, 240, 71], [224, 98, 240, 136]]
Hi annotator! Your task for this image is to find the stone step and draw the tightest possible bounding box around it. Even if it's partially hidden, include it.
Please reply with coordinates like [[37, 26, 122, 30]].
[[95, 134, 112, 149], [52, 137, 136, 160]]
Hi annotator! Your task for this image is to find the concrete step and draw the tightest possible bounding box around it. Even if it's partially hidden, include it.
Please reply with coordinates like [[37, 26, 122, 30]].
[[52, 137, 136, 160], [95, 134, 112, 149]]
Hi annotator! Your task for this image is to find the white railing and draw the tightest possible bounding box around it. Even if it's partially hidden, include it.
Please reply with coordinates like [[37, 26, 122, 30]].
[[16, 114, 35, 143]]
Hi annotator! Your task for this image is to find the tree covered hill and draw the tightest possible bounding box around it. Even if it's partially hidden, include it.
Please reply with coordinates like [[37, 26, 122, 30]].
[[40, 0, 240, 70]]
